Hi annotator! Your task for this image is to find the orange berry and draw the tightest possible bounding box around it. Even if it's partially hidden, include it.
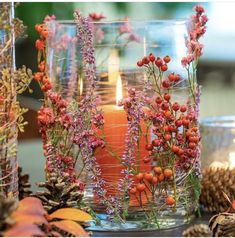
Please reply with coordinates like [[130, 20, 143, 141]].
[[143, 157, 151, 163], [144, 173, 153, 182], [152, 176, 158, 185], [161, 64, 168, 72], [34, 72, 43, 81], [35, 39, 45, 50], [172, 145, 179, 153], [166, 196, 175, 205], [35, 24, 44, 33], [42, 76, 50, 84], [168, 73, 175, 82], [130, 187, 137, 194], [163, 168, 173, 178], [135, 173, 144, 181], [163, 55, 171, 63], [136, 183, 146, 192], [158, 173, 165, 182], [164, 133, 171, 141], [41, 29, 49, 38], [188, 142, 196, 149], [153, 166, 162, 174]]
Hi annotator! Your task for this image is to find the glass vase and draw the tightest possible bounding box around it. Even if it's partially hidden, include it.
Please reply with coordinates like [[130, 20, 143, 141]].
[[0, 3, 18, 198], [201, 116, 235, 169], [45, 19, 201, 231]]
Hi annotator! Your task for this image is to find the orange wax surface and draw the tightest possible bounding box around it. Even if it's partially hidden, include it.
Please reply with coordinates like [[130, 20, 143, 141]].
[[95, 105, 151, 206]]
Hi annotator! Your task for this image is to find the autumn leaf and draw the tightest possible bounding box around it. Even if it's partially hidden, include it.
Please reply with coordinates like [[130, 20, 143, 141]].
[[49, 208, 92, 222], [16, 197, 46, 215], [51, 220, 89, 237], [4, 223, 46, 237], [11, 197, 48, 225]]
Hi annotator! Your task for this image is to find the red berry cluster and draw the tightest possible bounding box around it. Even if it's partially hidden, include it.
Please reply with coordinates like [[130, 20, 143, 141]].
[[130, 166, 175, 206], [137, 54, 200, 171], [34, 24, 52, 92], [144, 93, 200, 169], [137, 53, 171, 72]]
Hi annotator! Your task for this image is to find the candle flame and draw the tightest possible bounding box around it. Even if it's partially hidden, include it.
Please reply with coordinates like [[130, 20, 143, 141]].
[[229, 152, 235, 168], [79, 77, 83, 96], [116, 74, 123, 106]]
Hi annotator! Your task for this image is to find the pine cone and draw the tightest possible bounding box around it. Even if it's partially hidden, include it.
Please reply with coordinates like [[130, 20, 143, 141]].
[[18, 166, 32, 200], [182, 224, 211, 237], [209, 213, 235, 237], [200, 167, 235, 212], [35, 173, 83, 213], [0, 195, 18, 232]]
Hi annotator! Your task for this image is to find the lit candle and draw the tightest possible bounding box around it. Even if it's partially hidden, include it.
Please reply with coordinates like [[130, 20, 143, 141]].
[[95, 61, 150, 205]]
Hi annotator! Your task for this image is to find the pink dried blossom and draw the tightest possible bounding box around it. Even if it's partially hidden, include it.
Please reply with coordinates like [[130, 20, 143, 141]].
[[194, 5, 205, 14], [94, 27, 105, 44], [182, 5, 208, 67], [44, 15, 56, 23], [127, 32, 141, 43], [89, 12, 106, 21], [119, 17, 132, 34]]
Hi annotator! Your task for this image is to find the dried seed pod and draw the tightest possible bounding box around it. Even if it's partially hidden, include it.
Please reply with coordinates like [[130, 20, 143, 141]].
[[183, 224, 211, 237], [35, 173, 83, 213], [0, 195, 18, 233], [18, 166, 32, 200], [209, 212, 235, 237], [200, 167, 235, 212]]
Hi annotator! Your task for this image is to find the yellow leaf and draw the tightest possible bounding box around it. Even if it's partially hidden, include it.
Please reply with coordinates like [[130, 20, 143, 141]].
[[49, 208, 92, 222], [51, 220, 89, 237]]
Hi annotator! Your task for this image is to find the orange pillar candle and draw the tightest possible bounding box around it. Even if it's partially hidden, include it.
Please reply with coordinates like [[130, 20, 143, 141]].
[[95, 75, 151, 206]]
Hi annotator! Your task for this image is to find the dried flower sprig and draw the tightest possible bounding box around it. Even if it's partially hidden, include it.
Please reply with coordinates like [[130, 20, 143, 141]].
[[74, 10, 125, 221], [181, 5, 208, 103], [0, 3, 33, 198], [128, 5, 207, 218]]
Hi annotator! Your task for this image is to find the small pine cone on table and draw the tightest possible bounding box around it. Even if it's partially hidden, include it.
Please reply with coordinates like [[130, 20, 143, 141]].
[[0, 195, 18, 233], [209, 212, 235, 237], [200, 167, 235, 212], [35, 172, 83, 213], [18, 166, 32, 200], [182, 224, 212, 237]]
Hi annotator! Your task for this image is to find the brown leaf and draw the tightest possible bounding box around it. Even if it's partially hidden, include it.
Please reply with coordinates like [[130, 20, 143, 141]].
[[49, 208, 92, 222], [51, 220, 89, 237], [4, 223, 45, 237]]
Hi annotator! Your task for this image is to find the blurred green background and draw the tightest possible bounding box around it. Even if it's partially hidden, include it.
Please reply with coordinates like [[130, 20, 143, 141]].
[[15, 2, 235, 118], [14, 2, 235, 188]]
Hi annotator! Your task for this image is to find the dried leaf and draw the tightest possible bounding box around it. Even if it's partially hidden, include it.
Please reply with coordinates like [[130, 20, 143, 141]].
[[16, 197, 46, 216], [4, 223, 45, 237], [12, 213, 48, 225], [51, 220, 89, 237], [11, 197, 48, 225], [49, 208, 92, 222]]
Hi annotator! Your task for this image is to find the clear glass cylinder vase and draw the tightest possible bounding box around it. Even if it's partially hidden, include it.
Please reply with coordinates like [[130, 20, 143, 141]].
[[0, 3, 18, 198], [45, 19, 201, 231]]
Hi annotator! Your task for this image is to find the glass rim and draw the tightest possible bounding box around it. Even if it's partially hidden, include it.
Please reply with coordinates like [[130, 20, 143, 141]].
[[200, 116, 235, 128], [49, 18, 188, 26]]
